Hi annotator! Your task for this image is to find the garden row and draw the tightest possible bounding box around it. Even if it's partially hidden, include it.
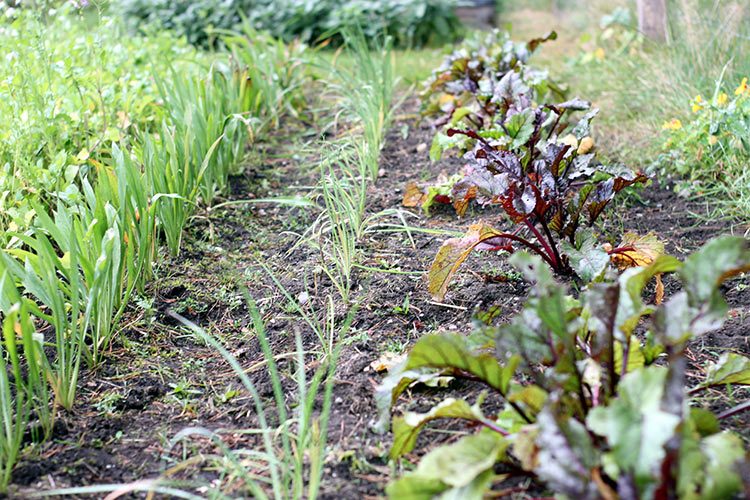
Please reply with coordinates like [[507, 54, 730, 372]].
[[377, 30, 750, 498], [0, 6, 308, 490], [0, 2, 748, 498]]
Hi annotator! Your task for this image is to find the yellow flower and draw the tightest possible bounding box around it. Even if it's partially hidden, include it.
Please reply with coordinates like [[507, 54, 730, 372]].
[[594, 47, 605, 61], [691, 95, 704, 113], [662, 118, 682, 130], [716, 92, 728, 105], [708, 135, 719, 145], [735, 77, 748, 96]]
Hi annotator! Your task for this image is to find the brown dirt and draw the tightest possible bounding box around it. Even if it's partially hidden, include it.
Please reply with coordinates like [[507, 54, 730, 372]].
[[9, 97, 750, 498]]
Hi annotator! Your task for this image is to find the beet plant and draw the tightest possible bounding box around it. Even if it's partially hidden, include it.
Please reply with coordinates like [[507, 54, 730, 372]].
[[426, 102, 647, 300], [421, 30, 561, 133], [376, 236, 750, 499]]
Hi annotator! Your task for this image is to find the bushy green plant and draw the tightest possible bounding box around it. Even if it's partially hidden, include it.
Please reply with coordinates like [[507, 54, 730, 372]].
[[377, 236, 750, 499], [0, 6, 307, 487], [422, 101, 646, 300], [658, 77, 750, 218], [0, 8, 198, 242], [121, 0, 463, 49], [120, 0, 251, 47]]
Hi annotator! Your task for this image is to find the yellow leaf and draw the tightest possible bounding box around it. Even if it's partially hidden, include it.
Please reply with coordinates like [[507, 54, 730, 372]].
[[369, 352, 406, 373], [428, 222, 511, 301], [560, 134, 578, 149], [76, 148, 90, 162], [609, 231, 664, 270], [577, 136, 595, 154], [402, 182, 425, 208]]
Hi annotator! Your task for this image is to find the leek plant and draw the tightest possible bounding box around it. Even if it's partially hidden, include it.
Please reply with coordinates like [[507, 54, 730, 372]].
[[219, 23, 309, 131], [326, 28, 397, 181], [155, 65, 251, 207], [164, 289, 355, 499], [0, 304, 44, 493]]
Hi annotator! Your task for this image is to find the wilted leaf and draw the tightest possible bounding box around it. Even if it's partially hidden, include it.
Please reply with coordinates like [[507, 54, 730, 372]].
[[527, 31, 558, 53], [370, 352, 407, 373], [428, 222, 512, 301], [403, 182, 426, 208], [608, 231, 665, 270], [372, 364, 453, 434]]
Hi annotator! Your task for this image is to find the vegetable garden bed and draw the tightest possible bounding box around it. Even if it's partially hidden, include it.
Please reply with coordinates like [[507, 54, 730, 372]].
[[10, 97, 748, 497], [2, 2, 749, 498]]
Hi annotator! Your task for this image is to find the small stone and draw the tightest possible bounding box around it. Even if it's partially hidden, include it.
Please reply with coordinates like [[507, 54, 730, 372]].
[[335, 397, 343, 404], [297, 291, 309, 305], [416, 142, 428, 154]]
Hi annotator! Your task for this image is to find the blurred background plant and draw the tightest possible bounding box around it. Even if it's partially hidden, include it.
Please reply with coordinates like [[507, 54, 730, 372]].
[[120, 0, 463, 48]]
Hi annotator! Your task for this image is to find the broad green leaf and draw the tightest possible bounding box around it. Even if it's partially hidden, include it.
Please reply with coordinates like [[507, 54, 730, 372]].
[[386, 432, 506, 500], [613, 336, 645, 375], [386, 475, 448, 500], [437, 470, 494, 500], [680, 236, 750, 306], [699, 432, 745, 499], [699, 352, 750, 388], [561, 230, 609, 283], [587, 366, 681, 496], [417, 430, 507, 488], [688, 408, 719, 437], [508, 384, 547, 414], [391, 397, 492, 459], [450, 107, 472, 126], [678, 425, 744, 500], [405, 333, 519, 394], [505, 108, 535, 149], [616, 255, 681, 336]]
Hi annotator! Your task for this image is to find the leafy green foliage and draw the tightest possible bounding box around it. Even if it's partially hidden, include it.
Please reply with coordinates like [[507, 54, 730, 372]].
[[0, 8, 308, 487], [378, 237, 750, 499], [121, 0, 463, 48], [0, 9, 198, 242], [658, 77, 750, 218]]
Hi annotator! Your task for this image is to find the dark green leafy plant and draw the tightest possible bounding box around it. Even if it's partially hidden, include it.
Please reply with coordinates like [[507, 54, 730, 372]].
[[377, 236, 750, 498], [121, 0, 463, 48], [425, 102, 647, 300]]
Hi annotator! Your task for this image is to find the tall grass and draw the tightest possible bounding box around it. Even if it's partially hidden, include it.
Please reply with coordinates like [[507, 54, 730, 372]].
[[220, 23, 310, 132], [561, 0, 749, 156]]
